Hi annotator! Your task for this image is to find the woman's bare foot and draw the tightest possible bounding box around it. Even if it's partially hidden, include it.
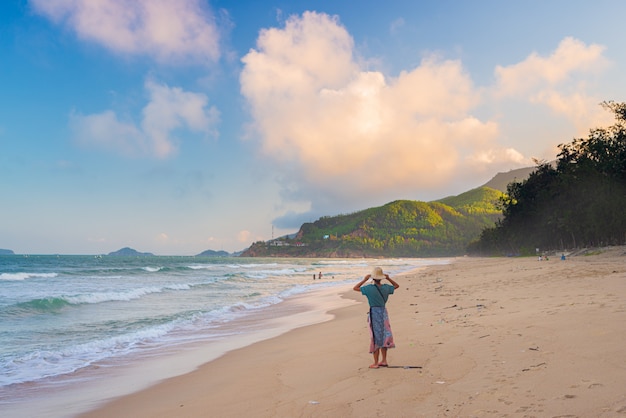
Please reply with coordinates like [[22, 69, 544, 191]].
[[369, 363, 379, 369]]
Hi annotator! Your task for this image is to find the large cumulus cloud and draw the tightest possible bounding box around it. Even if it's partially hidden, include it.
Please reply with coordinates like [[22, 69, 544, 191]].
[[240, 12, 609, 227], [241, 12, 513, 217]]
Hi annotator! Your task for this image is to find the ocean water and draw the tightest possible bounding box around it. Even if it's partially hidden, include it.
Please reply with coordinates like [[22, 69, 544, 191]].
[[0, 255, 447, 417]]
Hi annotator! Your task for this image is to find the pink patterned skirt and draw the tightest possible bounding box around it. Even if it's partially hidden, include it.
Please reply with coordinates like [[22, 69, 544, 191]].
[[368, 306, 395, 353]]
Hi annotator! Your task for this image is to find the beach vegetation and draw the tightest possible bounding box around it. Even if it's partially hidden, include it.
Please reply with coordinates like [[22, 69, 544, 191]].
[[468, 101, 626, 255]]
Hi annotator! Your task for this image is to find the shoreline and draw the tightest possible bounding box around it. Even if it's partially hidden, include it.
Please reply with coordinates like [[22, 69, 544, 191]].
[[1, 283, 365, 418], [78, 248, 626, 417]]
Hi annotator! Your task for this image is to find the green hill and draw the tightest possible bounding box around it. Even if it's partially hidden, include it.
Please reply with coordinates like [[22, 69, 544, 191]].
[[436, 186, 504, 213], [242, 186, 505, 258], [245, 102, 626, 258]]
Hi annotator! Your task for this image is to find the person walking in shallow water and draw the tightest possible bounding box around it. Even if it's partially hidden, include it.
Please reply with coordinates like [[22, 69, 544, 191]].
[[353, 267, 399, 368]]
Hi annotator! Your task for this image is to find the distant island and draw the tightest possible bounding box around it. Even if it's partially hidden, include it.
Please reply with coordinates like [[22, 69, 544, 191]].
[[0, 248, 15, 255], [107, 247, 154, 257], [196, 249, 231, 257]]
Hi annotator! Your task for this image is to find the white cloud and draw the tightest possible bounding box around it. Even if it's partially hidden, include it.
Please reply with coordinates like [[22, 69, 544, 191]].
[[156, 233, 169, 243], [70, 110, 145, 156], [71, 80, 220, 158], [492, 37, 609, 125], [492, 36, 611, 149], [142, 79, 220, 157], [31, 0, 221, 64], [240, 12, 519, 209], [240, 14, 614, 222], [467, 147, 526, 166], [494, 37, 607, 97], [237, 230, 251, 243], [531, 90, 614, 134]]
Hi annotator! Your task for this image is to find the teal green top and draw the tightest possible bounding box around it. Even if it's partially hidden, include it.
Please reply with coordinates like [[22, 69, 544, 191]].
[[360, 283, 395, 307]]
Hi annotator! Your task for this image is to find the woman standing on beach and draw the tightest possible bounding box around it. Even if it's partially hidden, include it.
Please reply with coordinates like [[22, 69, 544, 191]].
[[353, 267, 400, 368]]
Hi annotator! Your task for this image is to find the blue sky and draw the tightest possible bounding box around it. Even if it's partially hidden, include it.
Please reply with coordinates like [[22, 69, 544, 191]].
[[1, 0, 625, 255]]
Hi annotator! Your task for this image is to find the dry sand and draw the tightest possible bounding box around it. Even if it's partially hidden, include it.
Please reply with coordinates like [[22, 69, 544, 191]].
[[80, 247, 626, 418]]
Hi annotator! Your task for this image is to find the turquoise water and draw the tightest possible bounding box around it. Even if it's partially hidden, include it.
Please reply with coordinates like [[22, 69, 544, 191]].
[[0, 255, 446, 415]]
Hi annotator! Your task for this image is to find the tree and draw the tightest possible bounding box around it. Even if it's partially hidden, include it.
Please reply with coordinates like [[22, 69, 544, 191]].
[[469, 101, 626, 255]]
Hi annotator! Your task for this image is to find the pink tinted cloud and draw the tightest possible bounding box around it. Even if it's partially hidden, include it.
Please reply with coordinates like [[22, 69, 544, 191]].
[[241, 12, 508, 199], [494, 37, 607, 97], [31, 0, 221, 64]]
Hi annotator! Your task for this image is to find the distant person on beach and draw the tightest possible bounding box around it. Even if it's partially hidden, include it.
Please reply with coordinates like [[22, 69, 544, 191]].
[[318, 272, 322, 280], [353, 267, 400, 368]]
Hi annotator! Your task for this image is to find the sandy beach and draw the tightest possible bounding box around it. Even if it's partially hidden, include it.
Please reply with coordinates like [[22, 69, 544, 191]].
[[81, 248, 626, 418]]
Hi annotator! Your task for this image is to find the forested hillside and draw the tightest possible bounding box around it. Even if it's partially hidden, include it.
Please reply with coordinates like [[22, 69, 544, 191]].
[[242, 187, 504, 257], [468, 101, 626, 255]]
